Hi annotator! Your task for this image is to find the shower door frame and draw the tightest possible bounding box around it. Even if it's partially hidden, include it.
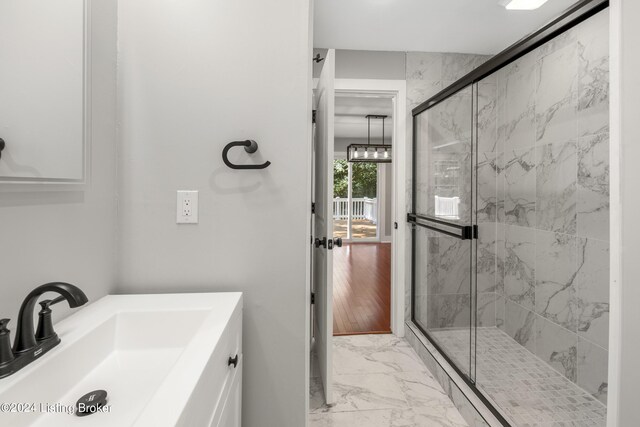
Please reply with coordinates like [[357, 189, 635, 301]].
[[408, 1, 610, 426]]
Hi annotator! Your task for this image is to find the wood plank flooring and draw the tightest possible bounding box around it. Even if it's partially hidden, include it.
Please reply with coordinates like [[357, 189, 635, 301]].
[[332, 242, 391, 336]]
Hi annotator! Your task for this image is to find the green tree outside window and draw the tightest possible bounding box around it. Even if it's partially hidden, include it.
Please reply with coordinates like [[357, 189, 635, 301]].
[[333, 159, 377, 199]]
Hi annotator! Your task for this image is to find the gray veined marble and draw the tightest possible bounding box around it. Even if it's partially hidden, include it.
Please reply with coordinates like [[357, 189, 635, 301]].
[[333, 338, 426, 375], [427, 294, 471, 330], [495, 223, 505, 296], [477, 153, 498, 223], [477, 78, 499, 153], [442, 53, 488, 81], [406, 52, 443, 81], [407, 80, 443, 110], [420, 232, 471, 296], [504, 148, 536, 227], [477, 293, 499, 328], [536, 140, 577, 234], [576, 237, 610, 350], [477, 223, 497, 294], [536, 316, 578, 382], [535, 230, 578, 331], [535, 24, 578, 60], [427, 92, 473, 153], [577, 132, 610, 242], [499, 53, 537, 151], [504, 225, 536, 310], [504, 299, 536, 352], [577, 337, 608, 405], [534, 40, 578, 146], [427, 327, 607, 426], [577, 9, 610, 138], [310, 334, 469, 427]]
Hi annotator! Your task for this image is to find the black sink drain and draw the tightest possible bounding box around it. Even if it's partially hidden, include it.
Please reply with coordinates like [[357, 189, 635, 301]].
[[75, 390, 108, 417]]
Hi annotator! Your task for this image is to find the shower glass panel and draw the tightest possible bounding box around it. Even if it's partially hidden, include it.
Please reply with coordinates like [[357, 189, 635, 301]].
[[472, 9, 610, 425], [413, 85, 475, 379]]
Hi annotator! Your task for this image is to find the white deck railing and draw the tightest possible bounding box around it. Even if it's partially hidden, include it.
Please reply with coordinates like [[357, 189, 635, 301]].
[[333, 198, 377, 224], [435, 196, 460, 219]]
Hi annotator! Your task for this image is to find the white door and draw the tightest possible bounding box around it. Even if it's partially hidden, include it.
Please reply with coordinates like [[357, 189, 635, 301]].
[[313, 49, 335, 405]]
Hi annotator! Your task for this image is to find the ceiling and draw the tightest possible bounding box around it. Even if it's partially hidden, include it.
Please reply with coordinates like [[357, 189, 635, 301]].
[[314, 0, 580, 54], [335, 95, 393, 140]]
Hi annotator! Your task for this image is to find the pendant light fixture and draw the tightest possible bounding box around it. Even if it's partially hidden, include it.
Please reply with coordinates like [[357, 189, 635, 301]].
[[347, 115, 392, 163]]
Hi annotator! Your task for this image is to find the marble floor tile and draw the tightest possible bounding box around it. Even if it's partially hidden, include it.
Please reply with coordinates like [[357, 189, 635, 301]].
[[309, 407, 468, 427], [333, 340, 427, 375], [310, 334, 468, 426], [328, 372, 410, 412], [310, 409, 395, 427], [334, 334, 410, 348]]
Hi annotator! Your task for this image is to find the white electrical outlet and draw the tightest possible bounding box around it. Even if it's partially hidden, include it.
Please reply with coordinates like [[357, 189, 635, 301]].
[[177, 190, 198, 224]]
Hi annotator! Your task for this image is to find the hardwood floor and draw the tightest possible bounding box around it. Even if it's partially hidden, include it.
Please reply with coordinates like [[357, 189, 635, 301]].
[[332, 242, 391, 336]]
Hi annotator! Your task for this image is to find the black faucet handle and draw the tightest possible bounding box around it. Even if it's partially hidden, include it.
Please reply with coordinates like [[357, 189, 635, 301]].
[[38, 296, 65, 313], [0, 319, 14, 366], [0, 319, 9, 332], [35, 298, 64, 342]]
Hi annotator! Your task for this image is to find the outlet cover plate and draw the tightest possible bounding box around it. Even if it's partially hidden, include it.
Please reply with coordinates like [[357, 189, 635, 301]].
[[177, 190, 198, 224]]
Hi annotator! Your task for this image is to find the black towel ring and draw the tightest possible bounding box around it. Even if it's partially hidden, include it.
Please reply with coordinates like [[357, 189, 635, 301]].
[[222, 140, 271, 170]]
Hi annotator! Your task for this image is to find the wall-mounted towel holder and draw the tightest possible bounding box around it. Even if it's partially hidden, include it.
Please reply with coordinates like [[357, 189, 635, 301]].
[[222, 140, 271, 170]]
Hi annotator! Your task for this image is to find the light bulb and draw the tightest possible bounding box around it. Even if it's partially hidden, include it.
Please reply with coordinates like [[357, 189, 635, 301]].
[[354, 148, 359, 158], [384, 148, 389, 159], [374, 150, 379, 159], [364, 148, 369, 158]]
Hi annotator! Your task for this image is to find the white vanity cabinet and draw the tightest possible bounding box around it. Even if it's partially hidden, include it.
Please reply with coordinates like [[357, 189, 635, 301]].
[[174, 295, 243, 427], [0, 293, 242, 427]]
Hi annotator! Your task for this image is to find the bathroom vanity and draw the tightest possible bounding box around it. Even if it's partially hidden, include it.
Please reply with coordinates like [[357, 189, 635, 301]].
[[0, 292, 243, 426]]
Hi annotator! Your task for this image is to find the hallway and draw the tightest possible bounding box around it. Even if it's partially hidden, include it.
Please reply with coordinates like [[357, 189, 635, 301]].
[[332, 243, 391, 335]]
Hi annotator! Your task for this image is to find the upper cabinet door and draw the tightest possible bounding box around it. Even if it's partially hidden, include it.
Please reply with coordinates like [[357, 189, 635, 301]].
[[0, 0, 86, 182]]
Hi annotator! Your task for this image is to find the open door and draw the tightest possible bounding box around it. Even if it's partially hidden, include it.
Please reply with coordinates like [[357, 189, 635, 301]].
[[313, 49, 335, 405]]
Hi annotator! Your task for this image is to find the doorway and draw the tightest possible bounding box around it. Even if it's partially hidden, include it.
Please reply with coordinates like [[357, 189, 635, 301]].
[[331, 95, 394, 336], [310, 54, 407, 406]]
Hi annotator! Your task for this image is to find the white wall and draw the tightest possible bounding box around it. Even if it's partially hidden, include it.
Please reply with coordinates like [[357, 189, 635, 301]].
[[116, 1, 312, 426], [0, 0, 118, 325], [609, 0, 640, 425], [314, 49, 406, 80]]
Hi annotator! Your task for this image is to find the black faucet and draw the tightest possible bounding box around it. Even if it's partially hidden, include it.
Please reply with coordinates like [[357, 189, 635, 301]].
[[0, 282, 88, 379]]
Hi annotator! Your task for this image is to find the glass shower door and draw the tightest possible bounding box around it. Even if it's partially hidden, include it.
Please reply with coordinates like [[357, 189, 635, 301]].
[[412, 85, 475, 379]]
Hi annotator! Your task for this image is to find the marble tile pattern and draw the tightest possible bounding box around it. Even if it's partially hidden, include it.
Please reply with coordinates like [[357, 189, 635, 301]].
[[431, 327, 607, 426], [484, 9, 610, 409], [406, 51, 490, 324], [406, 9, 610, 424], [309, 334, 469, 427]]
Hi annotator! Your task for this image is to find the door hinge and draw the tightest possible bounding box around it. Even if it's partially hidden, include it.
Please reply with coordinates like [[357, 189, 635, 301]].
[[312, 110, 317, 124], [311, 293, 315, 304], [311, 202, 316, 214]]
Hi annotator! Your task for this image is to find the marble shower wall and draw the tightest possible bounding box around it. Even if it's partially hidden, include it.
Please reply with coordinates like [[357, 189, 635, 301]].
[[405, 9, 609, 407], [405, 52, 490, 325], [480, 9, 610, 405]]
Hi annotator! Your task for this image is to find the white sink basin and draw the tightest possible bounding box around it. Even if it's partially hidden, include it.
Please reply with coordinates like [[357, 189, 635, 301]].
[[0, 292, 243, 427]]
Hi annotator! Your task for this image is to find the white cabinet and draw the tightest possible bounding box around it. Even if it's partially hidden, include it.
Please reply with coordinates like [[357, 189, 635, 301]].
[[215, 357, 242, 427], [175, 299, 243, 427]]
